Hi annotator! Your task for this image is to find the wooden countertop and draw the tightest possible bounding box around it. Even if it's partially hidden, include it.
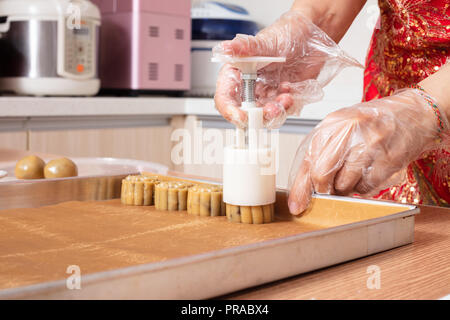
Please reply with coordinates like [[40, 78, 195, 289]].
[[223, 204, 450, 300]]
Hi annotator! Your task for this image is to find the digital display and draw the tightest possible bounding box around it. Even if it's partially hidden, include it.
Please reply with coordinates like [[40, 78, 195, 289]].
[[73, 28, 89, 36]]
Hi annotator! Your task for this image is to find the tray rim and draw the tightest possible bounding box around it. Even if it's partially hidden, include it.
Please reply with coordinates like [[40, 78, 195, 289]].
[[0, 194, 419, 299]]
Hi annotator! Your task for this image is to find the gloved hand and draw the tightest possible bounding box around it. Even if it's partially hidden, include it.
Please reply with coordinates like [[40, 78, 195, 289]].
[[287, 88, 449, 215], [213, 10, 361, 129]]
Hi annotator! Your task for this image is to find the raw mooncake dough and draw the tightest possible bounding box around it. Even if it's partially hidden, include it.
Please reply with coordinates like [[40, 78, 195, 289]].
[[44, 158, 78, 179]]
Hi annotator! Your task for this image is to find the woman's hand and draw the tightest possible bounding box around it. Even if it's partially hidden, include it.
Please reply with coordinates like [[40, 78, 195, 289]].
[[213, 10, 360, 129], [287, 88, 447, 214]]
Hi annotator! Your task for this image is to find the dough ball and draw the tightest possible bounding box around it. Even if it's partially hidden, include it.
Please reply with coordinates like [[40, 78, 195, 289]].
[[44, 158, 78, 179], [15, 155, 45, 179]]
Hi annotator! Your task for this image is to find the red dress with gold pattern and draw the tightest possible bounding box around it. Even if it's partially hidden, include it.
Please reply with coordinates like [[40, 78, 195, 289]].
[[363, 0, 450, 206]]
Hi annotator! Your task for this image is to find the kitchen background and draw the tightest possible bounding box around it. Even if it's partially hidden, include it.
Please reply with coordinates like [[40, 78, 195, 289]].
[[0, 0, 378, 188]]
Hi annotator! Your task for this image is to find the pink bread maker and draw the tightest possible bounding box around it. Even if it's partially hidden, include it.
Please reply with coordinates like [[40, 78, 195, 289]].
[[91, 0, 191, 94]]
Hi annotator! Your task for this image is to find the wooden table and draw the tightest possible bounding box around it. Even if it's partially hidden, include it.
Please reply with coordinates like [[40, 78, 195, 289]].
[[223, 205, 450, 300]]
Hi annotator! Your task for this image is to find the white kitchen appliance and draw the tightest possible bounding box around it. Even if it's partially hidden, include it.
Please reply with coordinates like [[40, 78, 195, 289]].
[[188, 1, 259, 96], [0, 0, 101, 96]]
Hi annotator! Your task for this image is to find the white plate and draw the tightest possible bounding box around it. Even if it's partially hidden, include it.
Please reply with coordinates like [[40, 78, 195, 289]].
[[0, 157, 168, 183]]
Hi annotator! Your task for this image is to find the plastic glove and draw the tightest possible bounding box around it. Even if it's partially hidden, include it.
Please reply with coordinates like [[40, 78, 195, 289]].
[[287, 88, 449, 215], [213, 10, 361, 129]]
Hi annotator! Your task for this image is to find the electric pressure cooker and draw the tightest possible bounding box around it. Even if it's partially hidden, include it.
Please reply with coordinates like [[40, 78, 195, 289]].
[[0, 0, 101, 96]]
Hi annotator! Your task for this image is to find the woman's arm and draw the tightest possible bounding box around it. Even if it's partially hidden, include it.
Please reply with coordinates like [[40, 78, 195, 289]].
[[291, 0, 367, 42], [287, 88, 443, 214], [419, 63, 450, 123]]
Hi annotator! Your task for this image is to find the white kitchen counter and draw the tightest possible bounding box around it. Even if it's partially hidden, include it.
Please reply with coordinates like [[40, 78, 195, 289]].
[[0, 77, 362, 135], [0, 93, 354, 121]]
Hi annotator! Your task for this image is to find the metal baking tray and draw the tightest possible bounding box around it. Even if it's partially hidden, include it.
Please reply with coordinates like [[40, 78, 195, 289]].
[[0, 157, 168, 210], [0, 179, 419, 299]]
